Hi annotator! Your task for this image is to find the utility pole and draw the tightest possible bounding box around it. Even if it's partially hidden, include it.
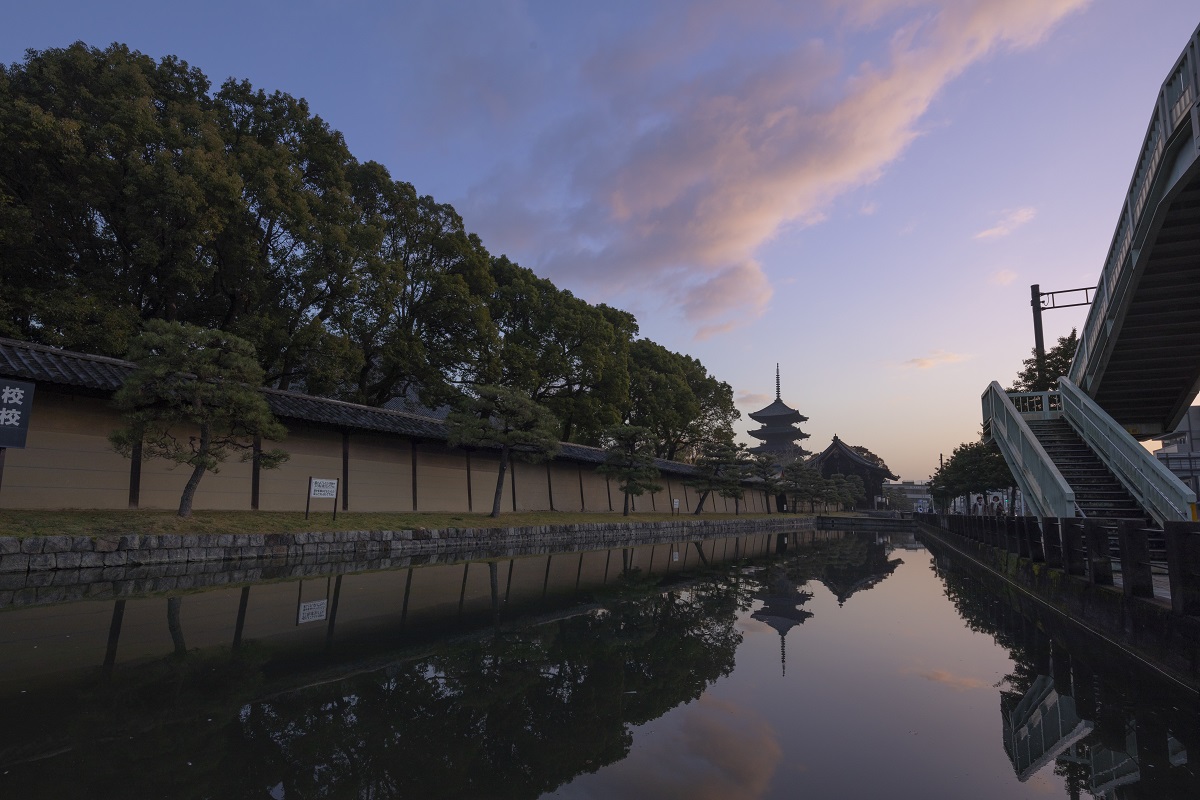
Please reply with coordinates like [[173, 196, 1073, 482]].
[[1029, 284, 1094, 388]]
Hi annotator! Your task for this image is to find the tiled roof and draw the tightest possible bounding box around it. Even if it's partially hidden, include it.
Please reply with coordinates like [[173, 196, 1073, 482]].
[[0, 337, 133, 392], [0, 337, 699, 476]]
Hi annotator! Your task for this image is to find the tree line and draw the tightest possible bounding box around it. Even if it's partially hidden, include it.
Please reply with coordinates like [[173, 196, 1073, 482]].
[[0, 42, 738, 459], [928, 329, 1080, 512]]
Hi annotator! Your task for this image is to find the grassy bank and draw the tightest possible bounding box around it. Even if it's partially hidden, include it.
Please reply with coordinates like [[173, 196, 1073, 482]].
[[0, 508, 801, 539]]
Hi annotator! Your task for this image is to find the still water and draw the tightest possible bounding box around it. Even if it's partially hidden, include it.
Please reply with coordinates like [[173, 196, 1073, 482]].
[[0, 529, 1196, 798]]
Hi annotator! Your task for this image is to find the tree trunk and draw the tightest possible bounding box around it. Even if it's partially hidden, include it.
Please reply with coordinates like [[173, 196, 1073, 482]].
[[167, 596, 186, 656], [491, 445, 510, 518], [623, 491, 630, 516], [734, 496, 740, 515], [177, 423, 211, 518], [764, 490, 772, 514], [693, 490, 709, 514]]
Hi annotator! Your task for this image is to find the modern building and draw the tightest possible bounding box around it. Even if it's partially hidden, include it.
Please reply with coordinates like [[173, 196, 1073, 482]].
[[1153, 406, 1200, 497], [883, 480, 933, 513]]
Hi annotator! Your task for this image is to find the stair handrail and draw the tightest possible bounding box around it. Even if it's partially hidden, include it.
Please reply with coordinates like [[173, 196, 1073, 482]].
[[1058, 376, 1197, 525], [982, 382, 1076, 519]]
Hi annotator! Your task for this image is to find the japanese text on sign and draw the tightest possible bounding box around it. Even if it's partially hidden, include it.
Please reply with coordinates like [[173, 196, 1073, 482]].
[[0, 378, 34, 449], [310, 478, 338, 498]]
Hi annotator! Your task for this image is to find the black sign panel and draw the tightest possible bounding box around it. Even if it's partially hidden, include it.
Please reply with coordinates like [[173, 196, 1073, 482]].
[[0, 378, 35, 448]]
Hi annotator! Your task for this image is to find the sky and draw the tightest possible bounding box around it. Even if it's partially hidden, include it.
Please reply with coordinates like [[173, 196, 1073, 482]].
[[4, 0, 1198, 482]]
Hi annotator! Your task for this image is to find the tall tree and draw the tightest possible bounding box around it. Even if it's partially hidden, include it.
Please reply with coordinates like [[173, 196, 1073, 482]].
[[445, 385, 560, 517], [685, 438, 743, 514], [627, 340, 739, 461], [487, 257, 635, 443], [748, 452, 783, 513], [0, 43, 239, 354], [211, 79, 361, 394], [336, 186, 497, 408], [109, 320, 288, 517], [596, 425, 662, 516], [1010, 329, 1079, 392]]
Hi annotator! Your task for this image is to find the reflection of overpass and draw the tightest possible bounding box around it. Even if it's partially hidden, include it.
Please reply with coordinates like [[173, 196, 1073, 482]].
[[984, 25, 1200, 524]]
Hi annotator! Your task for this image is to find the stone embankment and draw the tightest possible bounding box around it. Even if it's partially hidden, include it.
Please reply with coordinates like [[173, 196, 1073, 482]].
[[0, 517, 815, 607]]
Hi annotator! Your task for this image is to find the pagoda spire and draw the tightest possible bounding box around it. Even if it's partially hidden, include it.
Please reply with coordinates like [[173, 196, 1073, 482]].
[[775, 363, 780, 401]]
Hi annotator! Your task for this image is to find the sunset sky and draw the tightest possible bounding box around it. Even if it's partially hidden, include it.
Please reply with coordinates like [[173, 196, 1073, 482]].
[[5, 1, 1198, 481]]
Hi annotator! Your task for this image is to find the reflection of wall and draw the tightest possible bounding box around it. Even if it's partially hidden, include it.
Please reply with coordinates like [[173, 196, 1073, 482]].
[[0, 533, 788, 685]]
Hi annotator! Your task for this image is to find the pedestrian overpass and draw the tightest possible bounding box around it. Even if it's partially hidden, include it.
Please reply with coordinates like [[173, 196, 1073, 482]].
[[983, 24, 1200, 525]]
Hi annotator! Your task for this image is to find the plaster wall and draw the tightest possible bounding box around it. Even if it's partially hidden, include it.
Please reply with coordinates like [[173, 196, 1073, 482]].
[[468, 451, 515, 514], [579, 467, 612, 512], [347, 434, 412, 513], [548, 462, 581, 512], [414, 442, 470, 512], [511, 461, 552, 512], [258, 426, 343, 512], [0, 391, 129, 509]]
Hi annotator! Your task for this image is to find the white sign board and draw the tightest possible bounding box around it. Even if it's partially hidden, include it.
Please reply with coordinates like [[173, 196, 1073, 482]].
[[310, 478, 338, 499], [672, 499, 679, 509], [298, 599, 328, 624]]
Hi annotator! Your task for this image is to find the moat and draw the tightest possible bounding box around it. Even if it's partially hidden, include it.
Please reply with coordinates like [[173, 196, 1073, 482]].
[[1, 528, 1196, 798]]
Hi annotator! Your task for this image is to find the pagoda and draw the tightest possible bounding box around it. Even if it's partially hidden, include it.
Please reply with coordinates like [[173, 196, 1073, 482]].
[[747, 365, 810, 459]]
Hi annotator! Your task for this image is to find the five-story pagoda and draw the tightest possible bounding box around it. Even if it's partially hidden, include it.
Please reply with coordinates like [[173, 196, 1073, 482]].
[[748, 365, 810, 461]]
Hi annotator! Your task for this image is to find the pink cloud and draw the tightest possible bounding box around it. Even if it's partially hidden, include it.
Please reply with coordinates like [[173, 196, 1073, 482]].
[[463, 0, 1088, 336]]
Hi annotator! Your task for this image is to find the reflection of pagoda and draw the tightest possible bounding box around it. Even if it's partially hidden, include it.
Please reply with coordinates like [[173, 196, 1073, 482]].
[[751, 567, 814, 676], [748, 365, 810, 460]]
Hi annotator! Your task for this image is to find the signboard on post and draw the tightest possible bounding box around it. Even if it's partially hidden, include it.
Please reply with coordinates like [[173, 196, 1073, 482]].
[[0, 379, 35, 449], [305, 477, 340, 520], [672, 498, 680, 516]]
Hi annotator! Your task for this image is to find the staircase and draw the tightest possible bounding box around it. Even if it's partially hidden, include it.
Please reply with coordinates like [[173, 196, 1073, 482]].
[[1025, 419, 1147, 520]]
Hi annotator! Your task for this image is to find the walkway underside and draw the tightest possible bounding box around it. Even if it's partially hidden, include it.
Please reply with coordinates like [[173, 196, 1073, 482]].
[[1090, 166, 1200, 435]]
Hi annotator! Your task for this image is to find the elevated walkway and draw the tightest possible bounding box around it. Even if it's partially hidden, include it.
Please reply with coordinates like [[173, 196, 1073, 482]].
[[1069, 24, 1200, 436], [982, 379, 1195, 526], [1023, 419, 1145, 520]]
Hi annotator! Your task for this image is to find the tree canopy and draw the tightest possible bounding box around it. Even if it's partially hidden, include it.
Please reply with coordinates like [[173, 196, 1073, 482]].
[[1010, 329, 1078, 392], [108, 320, 288, 517], [0, 42, 739, 460], [927, 440, 1015, 511]]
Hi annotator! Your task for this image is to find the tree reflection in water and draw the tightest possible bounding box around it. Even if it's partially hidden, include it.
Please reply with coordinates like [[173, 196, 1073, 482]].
[[234, 570, 750, 799]]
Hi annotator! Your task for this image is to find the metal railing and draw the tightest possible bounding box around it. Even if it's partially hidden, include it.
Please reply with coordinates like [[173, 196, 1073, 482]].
[[1058, 377, 1196, 525], [1069, 24, 1200, 395], [982, 382, 1075, 519]]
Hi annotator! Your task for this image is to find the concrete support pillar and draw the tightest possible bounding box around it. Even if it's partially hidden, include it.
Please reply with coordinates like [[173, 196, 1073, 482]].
[[1061, 518, 1087, 576], [1117, 519, 1154, 599], [1027, 517, 1046, 563], [1016, 517, 1032, 559], [1164, 520, 1200, 615], [1083, 519, 1114, 586], [1043, 517, 1063, 569]]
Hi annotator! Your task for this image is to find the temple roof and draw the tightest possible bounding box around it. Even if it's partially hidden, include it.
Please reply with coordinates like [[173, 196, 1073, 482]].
[[748, 424, 811, 441], [807, 435, 900, 480], [748, 364, 808, 424]]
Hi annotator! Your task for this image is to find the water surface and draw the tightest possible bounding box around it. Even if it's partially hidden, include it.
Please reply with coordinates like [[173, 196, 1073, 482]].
[[0, 529, 1195, 798]]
